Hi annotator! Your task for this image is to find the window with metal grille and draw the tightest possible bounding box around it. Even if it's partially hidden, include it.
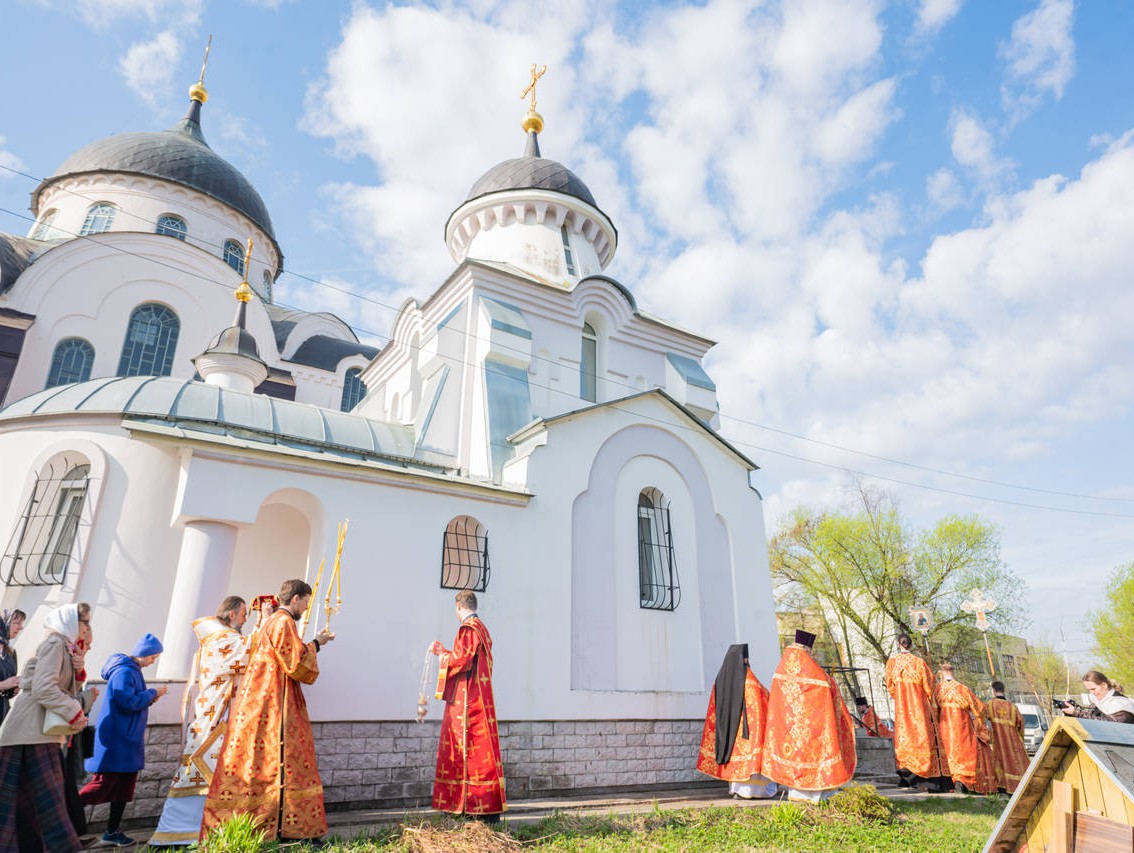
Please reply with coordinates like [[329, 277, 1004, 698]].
[[79, 202, 115, 235], [31, 209, 57, 241], [2, 460, 91, 586], [580, 322, 597, 402], [117, 303, 179, 377], [46, 338, 95, 388], [638, 488, 680, 611], [340, 367, 367, 412], [223, 239, 245, 275], [440, 516, 490, 591], [155, 214, 187, 240]]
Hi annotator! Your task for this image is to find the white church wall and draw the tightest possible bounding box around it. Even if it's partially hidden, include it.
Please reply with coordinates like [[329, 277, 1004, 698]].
[[1, 235, 281, 403], [34, 173, 280, 277]]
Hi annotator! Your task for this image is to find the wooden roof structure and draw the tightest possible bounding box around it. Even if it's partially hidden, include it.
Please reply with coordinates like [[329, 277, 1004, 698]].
[[985, 716, 1134, 852]]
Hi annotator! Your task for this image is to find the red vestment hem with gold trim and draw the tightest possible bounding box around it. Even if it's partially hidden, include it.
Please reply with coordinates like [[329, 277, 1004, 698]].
[[935, 678, 983, 788]]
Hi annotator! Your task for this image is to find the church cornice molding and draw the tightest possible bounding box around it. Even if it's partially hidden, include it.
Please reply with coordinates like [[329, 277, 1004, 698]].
[[445, 189, 617, 268]]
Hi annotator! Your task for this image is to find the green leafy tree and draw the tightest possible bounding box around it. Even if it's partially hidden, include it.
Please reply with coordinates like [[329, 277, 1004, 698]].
[[1018, 642, 1070, 706], [1089, 561, 1134, 690], [769, 483, 1026, 671]]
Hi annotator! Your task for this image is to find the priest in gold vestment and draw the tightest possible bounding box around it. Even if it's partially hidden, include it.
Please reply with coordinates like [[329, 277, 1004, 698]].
[[201, 580, 334, 842]]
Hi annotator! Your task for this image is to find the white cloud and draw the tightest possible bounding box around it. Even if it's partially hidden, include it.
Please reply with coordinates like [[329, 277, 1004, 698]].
[[913, 0, 964, 39], [119, 29, 182, 107], [999, 0, 1075, 121], [949, 108, 1013, 185], [926, 167, 964, 212], [72, 0, 202, 29], [301, 1, 1134, 649]]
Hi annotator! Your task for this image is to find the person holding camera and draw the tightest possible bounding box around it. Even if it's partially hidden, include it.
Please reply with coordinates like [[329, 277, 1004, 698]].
[[1057, 670, 1134, 723]]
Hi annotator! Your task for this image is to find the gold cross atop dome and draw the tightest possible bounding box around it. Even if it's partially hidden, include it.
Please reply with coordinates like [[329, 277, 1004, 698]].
[[520, 63, 547, 134], [189, 35, 213, 104]]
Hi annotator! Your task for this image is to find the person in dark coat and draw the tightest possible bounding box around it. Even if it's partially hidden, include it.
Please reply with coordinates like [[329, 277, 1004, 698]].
[[80, 633, 168, 847], [0, 609, 27, 725]]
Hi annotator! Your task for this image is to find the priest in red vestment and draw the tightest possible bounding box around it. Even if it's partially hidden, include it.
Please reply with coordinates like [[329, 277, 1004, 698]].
[[854, 696, 893, 737], [934, 663, 984, 794], [429, 590, 505, 818], [761, 631, 856, 801], [885, 633, 947, 790], [985, 681, 1029, 793], [201, 580, 334, 842], [696, 644, 776, 798]]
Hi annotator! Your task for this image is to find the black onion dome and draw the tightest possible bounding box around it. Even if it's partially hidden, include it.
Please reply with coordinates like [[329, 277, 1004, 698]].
[[464, 131, 598, 208], [33, 101, 278, 247]]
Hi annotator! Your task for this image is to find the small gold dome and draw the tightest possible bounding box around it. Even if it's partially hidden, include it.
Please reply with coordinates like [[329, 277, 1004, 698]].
[[521, 110, 544, 134], [235, 280, 253, 303], [189, 82, 209, 104]]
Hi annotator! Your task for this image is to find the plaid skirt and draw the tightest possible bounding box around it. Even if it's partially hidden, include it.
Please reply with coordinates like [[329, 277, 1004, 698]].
[[0, 742, 82, 852]]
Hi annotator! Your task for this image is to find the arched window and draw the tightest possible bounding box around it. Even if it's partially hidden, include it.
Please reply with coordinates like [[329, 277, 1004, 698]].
[[79, 202, 115, 235], [561, 225, 577, 276], [580, 322, 597, 402], [31, 209, 57, 241], [638, 488, 680, 611], [223, 239, 245, 275], [117, 303, 180, 377], [2, 458, 91, 586], [260, 270, 273, 303], [155, 214, 187, 240], [46, 338, 95, 388], [440, 516, 490, 591], [340, 367, 367, 412]]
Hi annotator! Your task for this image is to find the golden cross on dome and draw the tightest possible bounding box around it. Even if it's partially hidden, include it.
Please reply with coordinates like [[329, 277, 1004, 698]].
[[198, 35, 213, 87], [520, 63, 547, 113], [236, 237, 254, 303], [189, 36, 213, 104]]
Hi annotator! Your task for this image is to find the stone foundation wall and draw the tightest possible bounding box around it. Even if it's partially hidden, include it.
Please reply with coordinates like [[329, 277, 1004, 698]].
[[107, 721, 893, 830], [109, 719, 710, 828]]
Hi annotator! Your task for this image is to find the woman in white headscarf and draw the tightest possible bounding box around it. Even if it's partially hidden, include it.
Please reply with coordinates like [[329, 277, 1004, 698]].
[[0, 603, 92, 852]]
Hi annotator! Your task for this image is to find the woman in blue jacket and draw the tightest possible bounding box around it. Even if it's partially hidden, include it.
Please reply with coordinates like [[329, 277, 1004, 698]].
[[80, 633, 168, 847]]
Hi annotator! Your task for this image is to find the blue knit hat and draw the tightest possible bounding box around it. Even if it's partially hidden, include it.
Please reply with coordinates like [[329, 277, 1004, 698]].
[[131, 633, 163, 657]]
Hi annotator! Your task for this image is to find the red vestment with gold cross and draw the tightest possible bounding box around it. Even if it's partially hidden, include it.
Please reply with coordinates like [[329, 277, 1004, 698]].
[[696, 669, 769, 781], [935, 677, 984, 788], [432, 616, 506, 814], [761, 646, 857, 791], [200, 610, 326, 841], [885, 651, 944, 778], [985, 697, 1029, 793]]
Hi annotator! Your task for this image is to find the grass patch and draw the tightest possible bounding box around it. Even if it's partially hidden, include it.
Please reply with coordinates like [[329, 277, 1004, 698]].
[[180, 789, 1005, 852]]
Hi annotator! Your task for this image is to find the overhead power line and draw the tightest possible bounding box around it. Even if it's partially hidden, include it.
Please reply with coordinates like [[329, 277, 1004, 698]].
[[0, 169, 1131, 517]]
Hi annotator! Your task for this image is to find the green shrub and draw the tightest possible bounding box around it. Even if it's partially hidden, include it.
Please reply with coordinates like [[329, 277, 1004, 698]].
[[199, 813, 269, 852], [826, 783, 896, 823]]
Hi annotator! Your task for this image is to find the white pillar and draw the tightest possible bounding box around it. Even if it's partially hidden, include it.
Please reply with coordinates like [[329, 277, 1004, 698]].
[[156, 520, 238, 679]]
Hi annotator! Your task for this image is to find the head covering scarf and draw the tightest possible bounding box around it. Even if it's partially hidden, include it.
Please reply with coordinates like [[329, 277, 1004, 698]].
[[713, 643, 749, 765], [44, 604, 80, 643]]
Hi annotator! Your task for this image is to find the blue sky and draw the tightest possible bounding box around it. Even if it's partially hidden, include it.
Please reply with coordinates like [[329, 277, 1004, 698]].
[[2, 0, 1133, 660]]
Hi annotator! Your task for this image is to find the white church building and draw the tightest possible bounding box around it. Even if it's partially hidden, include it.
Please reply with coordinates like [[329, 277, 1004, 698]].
[[0, 72, 779, 814]]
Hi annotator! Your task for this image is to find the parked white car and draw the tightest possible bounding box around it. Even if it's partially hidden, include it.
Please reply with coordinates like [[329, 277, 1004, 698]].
[[1016, 703, 1049, 754]]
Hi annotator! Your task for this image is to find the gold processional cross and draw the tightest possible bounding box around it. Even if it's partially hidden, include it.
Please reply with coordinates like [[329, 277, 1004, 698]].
[[520, 63, 547, 113], [960, 588, 998, 676]]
